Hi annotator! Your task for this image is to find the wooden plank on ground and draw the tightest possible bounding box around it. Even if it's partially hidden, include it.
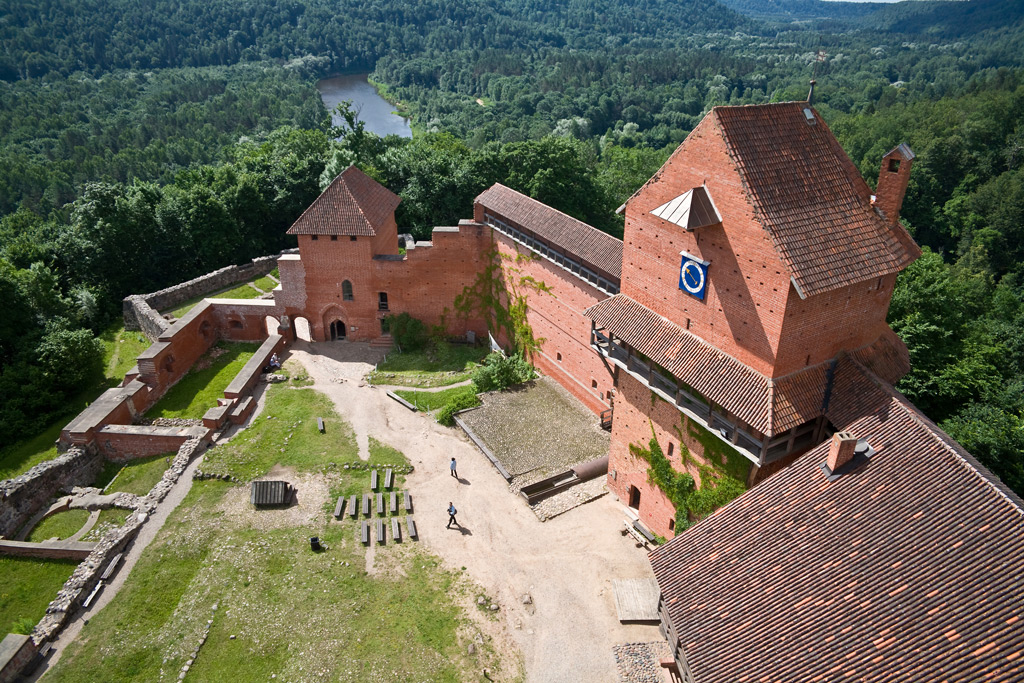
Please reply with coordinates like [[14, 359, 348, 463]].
[[391, 518, 401, 542], [389, 492, 397, 514], [333, 496, 345, 519], [83, 581, 103, 608], [317, 417, 325, 433], [348, 494, 358, 518], [371, 469, 379, 491], [403, 490, 413, 513], [376, 492, 385, 516], [360, 520, 369, 544], [384, 468, 393, 489], [362, 493, 371, 516], [100, 553, 122, 581], [376, 518, 386, 545], [612, 578, 661, 623], [407, 518, 418, 540]]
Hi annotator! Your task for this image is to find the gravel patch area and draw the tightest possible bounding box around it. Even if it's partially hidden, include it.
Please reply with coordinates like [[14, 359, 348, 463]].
[[529, 476, 609, 521], [459, 376, 609, 485], [613, 641, 672, 683]]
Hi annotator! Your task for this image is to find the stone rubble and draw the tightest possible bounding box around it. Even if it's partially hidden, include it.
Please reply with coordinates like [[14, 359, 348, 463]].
[[612, 641, 672, 683]]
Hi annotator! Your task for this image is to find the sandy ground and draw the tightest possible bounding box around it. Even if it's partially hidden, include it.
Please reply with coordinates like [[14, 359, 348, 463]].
[[290, 341, 662, 683]]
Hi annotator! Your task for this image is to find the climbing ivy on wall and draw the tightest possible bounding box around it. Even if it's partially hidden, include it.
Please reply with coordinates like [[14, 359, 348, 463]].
[[631, 418, 749, 534], [441, 244, 550, 357]]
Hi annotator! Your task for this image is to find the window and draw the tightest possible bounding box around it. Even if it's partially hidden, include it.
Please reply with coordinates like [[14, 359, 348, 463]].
[[592, 379, 598, 388], [331, 235, 338, 241], [669, 519, 675, 531], [378, 292, 389, 311], [342, 280, 353, 301], [311, 235, 318, 241], [888, 158, 901, 173], [668, 443, 674, 457], [556, 352, 562, 361], [350, 235, 358, 241]]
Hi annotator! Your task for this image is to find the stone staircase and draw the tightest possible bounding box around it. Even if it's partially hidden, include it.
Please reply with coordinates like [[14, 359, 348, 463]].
[[370, 334, 394, 350]]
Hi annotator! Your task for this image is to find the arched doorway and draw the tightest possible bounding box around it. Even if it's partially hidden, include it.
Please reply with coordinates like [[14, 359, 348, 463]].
[[294, 317, 312, 342], [264, 316, 280, 336], [329, 320, 346, 341]]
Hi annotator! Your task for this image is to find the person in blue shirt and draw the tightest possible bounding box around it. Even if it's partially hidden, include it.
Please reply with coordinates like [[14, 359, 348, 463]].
[[450, 457, 458, 478], [447, 502, 458, 528]]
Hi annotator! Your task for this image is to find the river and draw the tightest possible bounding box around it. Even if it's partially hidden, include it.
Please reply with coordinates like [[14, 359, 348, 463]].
[[316, 74, 412, 139]]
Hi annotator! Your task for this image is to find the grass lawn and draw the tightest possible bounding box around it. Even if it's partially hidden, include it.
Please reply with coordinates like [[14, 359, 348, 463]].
[[367, 344, 488, 388], [49, 389, 513, 682], [82, 508, 133, 542], [0, 324, 151, 480], [104, 454, 174, 496], [147, 342, 257, 420], [0, 556, 79, 635], [251, 274, 277, 293], [164, 278, 271, 318], [201, 385, 359, 481], [395, 384, 481, 412], [26, 509, 91, 542]]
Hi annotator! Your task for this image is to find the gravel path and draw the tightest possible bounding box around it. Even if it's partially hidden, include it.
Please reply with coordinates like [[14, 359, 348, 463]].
[[28, 451, 207, 680], [290, 341, 662, 683]]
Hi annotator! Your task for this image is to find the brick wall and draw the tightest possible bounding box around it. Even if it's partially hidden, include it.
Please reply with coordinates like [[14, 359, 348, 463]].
[[493, 233, 615, 415], [96, 425, 208, 461], [0, 634, 37, 683], [607, 372, 740, 540]]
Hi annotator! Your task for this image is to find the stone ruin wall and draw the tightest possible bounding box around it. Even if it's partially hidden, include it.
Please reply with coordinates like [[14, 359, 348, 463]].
[[31, 437, 206, 647], [0, 448, 103, 541], [123, 249, 297, 341]]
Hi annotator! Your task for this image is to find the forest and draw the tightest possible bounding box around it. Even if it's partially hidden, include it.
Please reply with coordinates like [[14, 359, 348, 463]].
[[0, 0, 1022, 496]]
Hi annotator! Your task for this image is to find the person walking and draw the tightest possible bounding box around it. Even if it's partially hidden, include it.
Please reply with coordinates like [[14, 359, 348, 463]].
[[450, 457, 458, 478], [447, 502, 459, 528]]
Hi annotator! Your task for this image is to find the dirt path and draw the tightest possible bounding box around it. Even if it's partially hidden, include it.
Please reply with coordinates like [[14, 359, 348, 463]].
[[290, 342, 662, 683], [371, 378, 474, 392], [28, 451, 207, 680]]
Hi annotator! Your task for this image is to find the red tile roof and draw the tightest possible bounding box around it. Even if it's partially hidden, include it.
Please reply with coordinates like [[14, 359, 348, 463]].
[[650, 356, 1024, 683], [476, 183, 623, 280], [286, 166, 400, 236], [712, 103, 921, 298], [586, 294, 913, 436]]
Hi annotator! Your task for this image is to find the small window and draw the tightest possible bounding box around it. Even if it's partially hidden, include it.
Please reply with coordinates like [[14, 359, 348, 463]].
[[350, 235, 357, 242], [331, 235, 338, 241], [311, 235, 318, 241], [685, 318, 691, 330], [342, 280, 353, 301], [888, 158, 901, 173], [378, 292, 389, 311], [556, 352, 562, 362], [592, 379, 598, 388], [669, 519, 675, 531], [668, 443, 674, 457], [805, 354, 811, 366]]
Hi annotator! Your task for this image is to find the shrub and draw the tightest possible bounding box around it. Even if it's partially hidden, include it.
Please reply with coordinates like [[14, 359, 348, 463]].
[[12, 617, 36, 635], [436, 390, 481, 426], [384, 312, 427, 351], [471, 352, 535, 392]]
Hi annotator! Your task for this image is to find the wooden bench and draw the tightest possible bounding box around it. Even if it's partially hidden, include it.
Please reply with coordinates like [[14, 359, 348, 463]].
[[100, 552, 122, 582], [317, 417, 325, 433], [348, 494, 358, 518], [362, 493, 372, 516], [360, 520, 370, 544], [389, 492, 398, 514], [376, 492, 385, 516], [384, 468, 393, 489], [38, 642, 53, 658], [82, 581, 103, 608], [391, 518, 402, 542], [403, 490, 413, 513], [624, 519, 655, 547], [333, 496, 345, 519], [407, 518, 418, 540], [375, 518, 386, 545], [371, 469, 379, 491]]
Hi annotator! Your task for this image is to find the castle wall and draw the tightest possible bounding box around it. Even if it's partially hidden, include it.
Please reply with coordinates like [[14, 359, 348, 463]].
[[623, 115, 791, 378], [493, 233, 614, 415], [0, 448, 102, 540]]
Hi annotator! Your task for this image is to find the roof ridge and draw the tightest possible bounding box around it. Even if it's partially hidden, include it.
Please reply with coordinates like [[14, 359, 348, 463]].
[[340, 165, 375, 232], [485, 183, 624, 246], [844, 355, 1024, 516]]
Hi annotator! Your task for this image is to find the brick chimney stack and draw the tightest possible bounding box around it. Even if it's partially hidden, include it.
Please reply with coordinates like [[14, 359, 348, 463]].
[[827, 432, 858, 472], [874, 143, 915, 228]]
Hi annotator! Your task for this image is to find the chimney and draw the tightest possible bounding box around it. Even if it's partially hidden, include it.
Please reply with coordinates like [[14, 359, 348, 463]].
[[827, 431, 858, 472], [874, 143, 915, 228]]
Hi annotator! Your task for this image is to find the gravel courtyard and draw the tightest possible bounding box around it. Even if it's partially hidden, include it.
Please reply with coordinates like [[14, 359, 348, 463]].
[[459, 376, 611, 487], [288, 342, 663, 683]]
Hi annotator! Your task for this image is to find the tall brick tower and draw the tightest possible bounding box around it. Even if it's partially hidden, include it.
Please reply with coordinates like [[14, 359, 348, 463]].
[[587, 102, 920, 538]]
